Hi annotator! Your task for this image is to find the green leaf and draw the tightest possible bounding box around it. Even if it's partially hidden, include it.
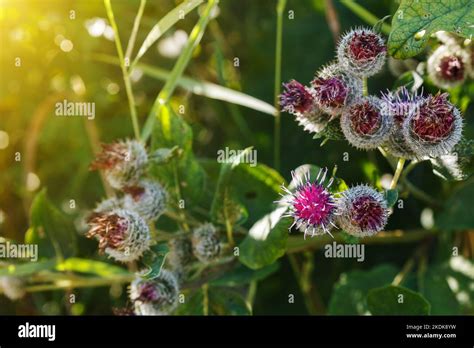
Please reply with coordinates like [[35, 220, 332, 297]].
[[436, 179, 474, 231], [150, 105, 205, 205], [211, 147, 253, 226], [175, 287, 251, 315], [312, 118, 345, 142], [430, 138, 474, 181], [422, 256, 474, 314], [0, 260, 56, 277], [141, 243, 169, 280], [210, 262, 280, 287], [95, 54, 276, 118], [55, 258, 130, 278], [388, 0, 474, 58], [29, 189, 77, 260], [200, 160, 285, 226], [132, 0, 204, 66], [328, 264, 398, 315], [238, 206, 290, 270], [367, 285, 431, 315], [384, 189, 398, 207]]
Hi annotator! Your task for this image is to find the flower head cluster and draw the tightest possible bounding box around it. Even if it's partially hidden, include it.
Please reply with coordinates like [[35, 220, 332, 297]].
[[341, 96, 392, 150], [336, 185, 389, 237], [87, 140, 168, 262], [279, 27, 464, 160], [403, 93, 462, 158], [86, 209, 151, 262], [428, 35, 472, 90], [280, 169, 389, 238], [129, 269, 179, 315], [337, 27, 386, 77], [191, 223, 221, 263], [90, 139, 148, 189]]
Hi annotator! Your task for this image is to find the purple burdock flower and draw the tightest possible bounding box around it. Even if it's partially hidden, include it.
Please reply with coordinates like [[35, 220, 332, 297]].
[[280, 168, 337, 238], [86, 209, 151, 262], [90, 139, 148, 189], [280, 79, 329, 133], [311, 64, 362, 116], [336, 185, 388, 237], [337, 27, 386, 77], [280, 80, 314, 114], [129, 270, 179, 315], [380, 87, 425, 158], [340, 96, 393, 150], [427, 44, 471, 90], [403, 93, 463, 158]]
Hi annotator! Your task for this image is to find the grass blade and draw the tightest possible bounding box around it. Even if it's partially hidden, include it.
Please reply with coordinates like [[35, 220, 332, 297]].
[[125, 0, 147, 64], [93, 53, 276, 117], [340, 0, 391, 35], [141, 0, 218, 141], [132, 0, 204, 68]]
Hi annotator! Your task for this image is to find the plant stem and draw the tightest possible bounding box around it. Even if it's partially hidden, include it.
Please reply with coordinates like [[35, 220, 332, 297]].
[[273, 0, 287, 172], [125, 0, 146, 66], [288, 253, 325, 315], [202, 283, 209, 315], [104, 0, 141, 140], [246, 280, 258, 311], [25, 274, 135, 293], [340, 0, 391, 35], [287, 228, 436, 254], [362, 77, 368, 96], [172, 160, 190, 232], [390, 158, 406, 189]]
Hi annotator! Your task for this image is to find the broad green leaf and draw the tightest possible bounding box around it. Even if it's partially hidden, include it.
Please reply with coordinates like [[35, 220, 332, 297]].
[[29, 189, 77, 260], [94, 54, 276, 117], [142, 0, 220, 141], [150, 105, 205, 205], [200, 160, 285, 226], [328, 264, 398, 315], [55, 258, 130, 278], [238, 206, 290, 270], [436, 179, 474, 231], [422, 256, 474, 314], [384, 189, 398, 207], [430, 138, 474, 181], [210, 262, 280, 287], [367, 285, 431, 315], [133, 0, 204, 66], [0, 260, 56, 277], [141, 243, 169, 280], [175, 287, 250, 315], [210, 147, 253, 226], [388, 0, 474, 58]]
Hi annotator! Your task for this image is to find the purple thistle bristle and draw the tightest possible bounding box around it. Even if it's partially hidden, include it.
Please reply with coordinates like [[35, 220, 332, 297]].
[[336, 185, 388, 237], [279, 80, 314, 114], [279, 168, 337, 238]]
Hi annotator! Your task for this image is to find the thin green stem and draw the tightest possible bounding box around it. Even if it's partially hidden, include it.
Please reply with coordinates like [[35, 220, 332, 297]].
[[172, 160, 190, 232], [340, 0, 391, 35], [125, 0, 147, 67], [104, 0, 141, 140], [362, 77, 368, 96], [273, 0, 286, 172], [390, 158, 406, 189], [202, 283, 209, 316], [246, 280, 258, 311]]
